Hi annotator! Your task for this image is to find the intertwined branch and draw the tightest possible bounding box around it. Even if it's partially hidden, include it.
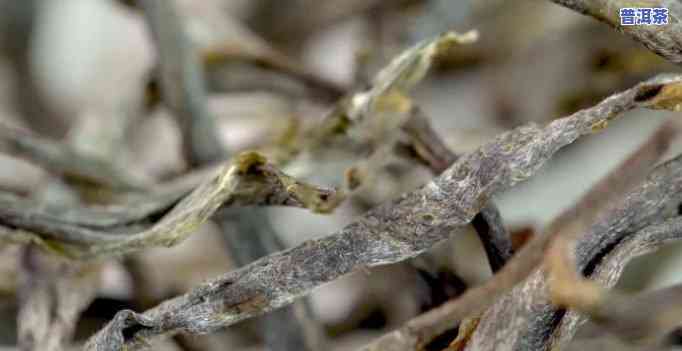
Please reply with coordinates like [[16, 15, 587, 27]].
[[82, 74, 682, 350], [360, 74, 682, 351], [3, 1, 682, 350], [0, 151, 342, 259], [465, 120, 681, 351]]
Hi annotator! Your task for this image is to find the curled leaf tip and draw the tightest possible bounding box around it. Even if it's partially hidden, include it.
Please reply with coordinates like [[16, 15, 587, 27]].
[[643, 82, 682, 111], [370, 28, 479, 97], [235, 151, 268, 174], [441, 29, 479, 46], [286, 183, 345, 214], [313, 190, 346, 214]]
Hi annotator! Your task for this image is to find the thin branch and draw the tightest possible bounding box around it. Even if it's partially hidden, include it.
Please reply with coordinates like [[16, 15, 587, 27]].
[[0, 164, 221, 230], [202, 45, 345, 103], [15, 116, 139, 351], [547, 217, 682, 348], [139, 0, 226, 167], [467, 121, 682, 351], [308, 30, 479, 153], [6, 3, 150, 349], [17, 246, 99, 351], [551, 217, 682, 349], [216, 209, 322, 351], [0, 123, 148, 192], [82, 74, 682, 351], [123, 0, 347, 104], [328, 31, 511, 303], [0, 0, 69, 137], [470, 205, 512, 273], [245, 0, 416, 46], [145, 28, 347, 106], [359, 74, 682, 351], [399, 108, 458, 174], [32, 165, 237, 229], [313, 31, 512, 273], [0, 156, 340, 229], [401, 108, 513, 272], [0, 152, 342, 258]]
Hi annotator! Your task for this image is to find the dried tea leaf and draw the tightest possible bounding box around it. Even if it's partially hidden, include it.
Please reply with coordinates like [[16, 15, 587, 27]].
[[346, 31, 478, 141], [0, 152, 341, 259], [85, 74, 682, 351]]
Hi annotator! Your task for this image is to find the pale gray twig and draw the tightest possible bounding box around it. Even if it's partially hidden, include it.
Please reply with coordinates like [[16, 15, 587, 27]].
[[0, 123, 147, 192], [139, 0, 226, 167]]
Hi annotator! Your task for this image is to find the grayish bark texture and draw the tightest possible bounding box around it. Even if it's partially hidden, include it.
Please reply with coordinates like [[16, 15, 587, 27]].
[[84, 74, 682, 350]]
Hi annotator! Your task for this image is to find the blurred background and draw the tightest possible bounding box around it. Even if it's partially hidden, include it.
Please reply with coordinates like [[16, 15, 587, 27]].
[[0, 0, 681, 350]]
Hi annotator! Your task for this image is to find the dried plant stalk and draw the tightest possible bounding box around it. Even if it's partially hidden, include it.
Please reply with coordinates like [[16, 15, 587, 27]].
[[466, 120, 680, 351], [83, 74, 682, 351], [17, 246, 99, 351], [361, 75, 682, 351], [551, 216, 682, 349], [0, 123, 147, 192], [139, 0, 226, 166], [0, 152, 342, 259]]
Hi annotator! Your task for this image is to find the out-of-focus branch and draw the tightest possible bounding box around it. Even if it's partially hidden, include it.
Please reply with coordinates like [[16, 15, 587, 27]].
[[140, 1, 329, 349], [245, 0, 417, 47], [139, 0, 226, 167], [143, 35, 347, 107], [549, 0, 682, 64], [5, 165, 238, 230], [0, 190, 179, 231], [14, 136, 114, 350], [551, 217, 682, 349], [0, 165, 340, 237], [202, 46, 346, 104], [359, 74, 682, 351], [122, 0, 346, 105], [0, 164, 220, 230], [0, 153, 341, 230], [15, 43, 154, 346], [83, 74, 682, 351], [17, 246, 99, 351], [0, 0, 69, 137], [4, 2, 151, 347], [0, 123, 148, 192], [547, 217, 682, 348]]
